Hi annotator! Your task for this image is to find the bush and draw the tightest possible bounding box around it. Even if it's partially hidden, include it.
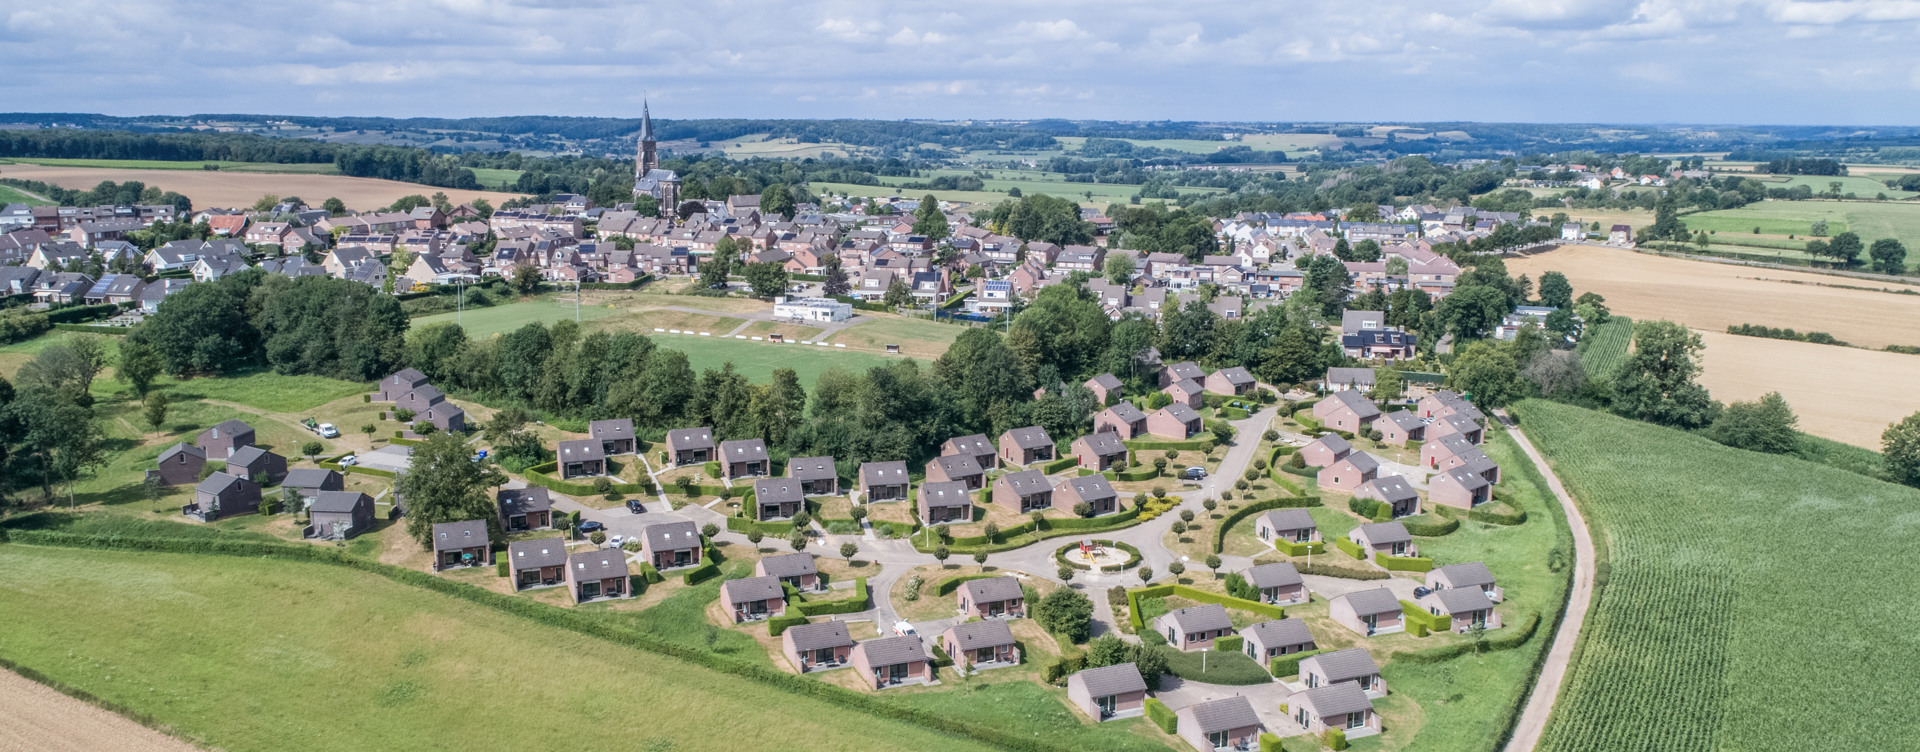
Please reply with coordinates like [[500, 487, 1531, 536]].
[[1296, 562, 1387, 580], [496, 559, 508, 577], [1213, 634, 1244, 653], [793, 577, 869, 616], [1145, 698, 1177, 734], [1041, 456, 1078, 474], [1034, 588, 1094, 643], [1402, 516, 1459, 537], [1325, 727, 1348, 751], [681, 558, 720, 585], [637, 562, 664, 584], [1334, 537, 1365, 559], [767, 614, 810, 636], [1377, 554, 1435, 572], [1269, 648, 1322, 678]]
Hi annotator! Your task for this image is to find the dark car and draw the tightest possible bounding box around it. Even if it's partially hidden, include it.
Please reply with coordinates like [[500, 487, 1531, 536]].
[[625, 499, 645, 514], [1413, 586, 1433, 599], [1183, 467, 1207, 480], [577, 520, 606, 535]]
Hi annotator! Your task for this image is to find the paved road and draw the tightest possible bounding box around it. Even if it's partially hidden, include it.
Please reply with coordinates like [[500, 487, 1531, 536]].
[[1494, 410, 1596, 752]]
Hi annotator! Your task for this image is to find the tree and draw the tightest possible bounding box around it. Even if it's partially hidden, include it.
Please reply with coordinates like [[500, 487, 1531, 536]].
[[840, 542, 858, 559], [1204, 555, 1221, 576], [911, 194, 949, 240], [1869, 238, 1908, 274], [1058, 565, 1075, 582], [820, 254, 851, 296], [1613, 320, 1719, 428], [746, 528, 763, 546], [972, 551, 988, 566], [883, 278, 912, 308], [1709, 391, 1799, 454], [1370, 369, 1405, 402], [933, 545, 950, 565], [142, 391, 169, 430], [788, 531, 807, 551], [1826, 232, 1864, 266], [1002, 193, 1093, 246], [511, 262, 541, 295], [1034, 587, 1095, 643], [399, 432, 506, 547], [1884, 412, 1920, 488], [1136, 565, 1153, 584], [1523, 350, 1586, 398], [699, 242, 734, 288], [1437, 284, 1509, 340], [1210, 422, 1233, 444], [16, 338, 109, 406], [115, 336, 162, 397], [1103, 253, 1136, 285], [300, 440, 324, 458], [1448, 340, 1523, 407], [1574, 292, 1610, 324], [322, 197, 346, 216], [742, 262, 788, 299], [760, 183, 797, 220], [1537, 271, 1574, 309], [1301, 254, 1349, 316]]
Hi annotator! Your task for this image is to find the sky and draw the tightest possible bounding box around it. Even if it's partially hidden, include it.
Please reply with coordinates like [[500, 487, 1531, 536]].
[[3, 0, 1918, 125]]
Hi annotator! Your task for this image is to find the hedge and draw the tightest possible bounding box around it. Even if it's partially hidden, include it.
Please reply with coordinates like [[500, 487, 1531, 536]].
[[1395, 613, 1541, 664], [1296, 563, 1387, 580], [1125, 584, 1284, 631], [681, 557, 721, 585], [1220, 406, 1249, 420], [1053, 539, 1142, 572], [522, 462, 654, 497], [1145, 698, 1177, 734], [766, 613, 810, 636], [0, 530, 1091, 752], [1274, 539, 1325, 556], [1325, 727, 1348, 751], [1333, 537, 1365, 559], [318, 453, 397, 479], [1113, 466, 1159, 482], [933, 573, 998, 597], [724, 516, 797, 536], [1292, 410, 1322, 432], [1122, 437, 1215, 452], [1401, 601, 1451, 634], [52, 323, 129, 335], [1259, 732, 1285, 752], [703, 460, 721, 478], [1268, 648, 1322, 678], [1281, 463, 1318, 478], [1471, 503, 1529, 526], [1377, 553, 1435, 572], [793, 577, 869, 616], [1212, 496, 1322, 553], [1213, 634, 1244, 654], [637, 562, 664, 584], [1040, 456, 1078, 475], [915, 506, 1142, 553], [45, 303, 124, 324], [1402, 516, 1459, 537]]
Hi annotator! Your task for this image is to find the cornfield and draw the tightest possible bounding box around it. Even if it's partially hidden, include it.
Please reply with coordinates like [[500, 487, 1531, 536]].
[[1517, 399, 1920, 752], [1576, 316, 1633, 380]]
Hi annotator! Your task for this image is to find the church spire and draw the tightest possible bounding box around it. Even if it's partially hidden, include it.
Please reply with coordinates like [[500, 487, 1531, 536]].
[[635, 98, 658, 179], [639, 99, 654, 142]]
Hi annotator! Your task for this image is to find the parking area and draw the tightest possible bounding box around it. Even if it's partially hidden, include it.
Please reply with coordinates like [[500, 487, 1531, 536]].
[[353, 445, 414, 474]]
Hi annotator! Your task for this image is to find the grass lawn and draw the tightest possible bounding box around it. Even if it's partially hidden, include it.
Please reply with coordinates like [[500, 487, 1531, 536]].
[[648, 331, 919, 389], [0, 545, 999, 752], [1687, 200, 1920, 254], [827, 315, 968, 357], [466, 167, 523, 190], [1514, 399, 1920, 752], [0, 183, 52, 205], [411, 294, 622, 338], [740, 319, 824, 341]]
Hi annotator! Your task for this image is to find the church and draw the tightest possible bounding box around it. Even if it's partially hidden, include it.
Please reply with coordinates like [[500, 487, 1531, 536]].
[[632, 100, 681, 209]]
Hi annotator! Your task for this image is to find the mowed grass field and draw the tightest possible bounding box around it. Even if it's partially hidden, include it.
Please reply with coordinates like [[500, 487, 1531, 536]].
[[1514, 400, 1920, 752], [0, 545, 998, 752], [1686, 200, 1920, 255], [648, 332, 920, 388], [1695, 331, 1920, 448], [412, 296, 623, 338], [0, 163, 526, 213], [1754, 174, 1917, 198], [0, 183, 52, 205]]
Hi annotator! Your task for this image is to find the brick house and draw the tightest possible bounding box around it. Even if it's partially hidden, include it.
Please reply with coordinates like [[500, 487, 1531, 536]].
[[641, 521, 704, 570], [226, 446, 287, 485], [752, 477, 806, 521], [1243, 619, 1316, 666], [506, 537, 568, 591], [925, 454, 985, 490], [1053, 475, 1119, 516], [1355, 475, 1421, 518], [1377, 411, 1426, 445], [755, 552, 820, 592], [1314, 391, 1381, 434], [396, 384, 446, 414], [1329, 588, 1405, 637], [557, 439, 607, 479], [719, 438, 770, 478], [1418, 390, 1485, 423], [419, 401, 468, 433], [1071, 432, 1128, 472], [1428, 562, 1503, 603], [859, 461, 911, 501], [567, 548, 630, 603], [1083, 373, 1123, 404], [1176, 696, 1263, 752], [155, 442, 206, 486], [850, 636, 933, 689], [665, 427, 715, 465], [1066, 663, 1148, 721], [1430, 466, 1492, 509], [1427, 413, 1485, 445], [918, 480, 974, 524], [1414, 587, 1503, 633], [1254, 508, 1319, 546], [1093, 403, 1148, 438], [1147, 404, 1203, 439], [497, 487, 553, 532], [196, 419, 256, 459], [1291, 683, 1380, 738], [992, 469, 1052, 513], [1318, 452, 1379, 492], [1205, 366, 1256, 396], [281, 468, 343, 507], [1241, 561, 1306, 605], [957, 576, 1026, 619], [998, 426, 1055, 466], [184, 472, 259, 521], [1299, 647, 1384, 696], [940, 434, 997, 470], [1157, 360, 1206, 387], [1154, 603, 1235, 650], [1421, 434, 1484, 471], [589, 419, 637, 455], [782, 620, 854, 673], [430, 520, 491, 571], [941, 620, 1019, 671], [303, 491, 374, 541], [721, 575, 788, 622], [1298, 434, 1353, 467], [787, 455, 838, 495], [1350, 521, 1417, 558], [1165, 378, 1205, 409]]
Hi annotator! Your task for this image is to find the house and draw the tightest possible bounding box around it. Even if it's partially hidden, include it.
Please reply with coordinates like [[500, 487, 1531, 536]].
[[556, 439, 607, 479], [1428, 562, 1503, 603], [281, 468, 343, 505], [567, 549, 631, 603], [752, 478, 806, 521], [1427, 414, 1485, 445], [185, 472, 260, 521], [1154, 603, 1235, 650], [721, 575, 788, 622], [589, 419, 637, 455], [1243, 619, 1317, 665], [641, 521, 704, 570], [1355, 475, 1421, 518], [1147, 404, 1204, 439], [1053, 474, 1119, 516], [418, 401, 468, 434], [154, 442, 206, 486], [755, 552, 820, 592], [1175, 696, 1263, 752], [1329, 588, 1405, 637], [497, 487, 553, 532], [1290, 682, 1380, 738], [1421, 434, 1486, 472], [941, 434, 998, 470], [1165, 378, 1205, 409], [1299, 647, 1385, 695], [926, 454, 986, 490], [665, 427, 715, 465], [196, 419, 256, 459], [1298, 434, 1353, 467], [396, 384, 446, 412], [860, 461, 911, 501], [506, 537, 568, 591], [1323, 367, 1376, 392], [1430, 466, 1493, 509], [1418, 390, 1485, 423], [1084, 373, 1123, 404], [918, 480, 974, 524], [430, 520, 492, 571], [782, 620, 855, 673], [1066, 663, 1148, 721], [1314, 391, 1381, 433], [1093, 403, 1149, 439], [1318, 452, 1379, 492], [226, 445, 287, 485], [1158, 360, 1206, 387], [1342, 327, 1418, 360], [957, 576, 1026, 619], [992, 469, 1053, 513], [1071, 433, 1129, 473], [998, 426, 1055, 466], [1609, 224, 1632, 244], [1350, 521, 1417, 558], [850, 636, 933, 689], [304, 491, 374, 541], [787, 455, 839, 495], [1205, 366, 1256, 396], [1415, 587, 1503, 633], [1241, 562, 1307, 605], [720, 438, 770, 478], [1254, 508, 1319, 546], [1377, 411, 1426, 446], [941, 620, 1019, 671]]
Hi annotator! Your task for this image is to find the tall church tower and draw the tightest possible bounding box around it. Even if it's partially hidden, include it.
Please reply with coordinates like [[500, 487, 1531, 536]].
[[634, 100, 657, 179]]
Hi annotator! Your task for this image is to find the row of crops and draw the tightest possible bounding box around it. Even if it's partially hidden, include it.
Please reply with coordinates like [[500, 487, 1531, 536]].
[[1515, 399, 1920, 751], [1576, 316, 1633, 380]]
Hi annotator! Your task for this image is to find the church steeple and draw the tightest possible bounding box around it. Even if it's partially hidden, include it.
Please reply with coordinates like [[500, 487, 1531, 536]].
[[635, 99, 658, 179]]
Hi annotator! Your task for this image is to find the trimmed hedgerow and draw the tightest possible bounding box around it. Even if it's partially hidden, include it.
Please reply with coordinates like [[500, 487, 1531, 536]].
[[1377, 553, 1435, 572], [1145, 697, 1177, 733], [1269, 648, 1323, 678], [766, 613, 810, 636], [933, 573, 998, 597], [1212, 496, 1321, 553], [793, 577, 868, 616]]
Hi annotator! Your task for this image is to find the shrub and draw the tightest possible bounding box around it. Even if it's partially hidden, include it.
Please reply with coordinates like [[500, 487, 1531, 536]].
[[1402, 517, 1459, 537], [1269, 648, 1321, 678], [1378, 554, 1434, 572], [1325, 727, 1348, 751], [1034, 587, 1095, 643], [1213, 634, 1244, 653], [1334, 537, 1365, 559], [840, 542, 858, 558], [767, 614, 810, 636], [589, 531, 606, 545], [902, 574, 924, 602], [1145, 698, 1177, 733], [496, 559, 508, 577]]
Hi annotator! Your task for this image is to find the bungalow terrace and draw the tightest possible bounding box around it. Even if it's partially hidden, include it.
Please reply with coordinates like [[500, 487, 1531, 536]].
[[957, 576, 1026, 619], [1241, 561, 1306, 605], [786, 455, 839, 495], [1322, 367, 1376, 392], [1165, 378, 1206, 409], [226, 446, 287, 485], [185, 472, 259, 521], [1083, 373, 1123, 404], [1415, 587, 1502, 633], [567, 548, 630, 603], [1254, 508, 1319, 546], [1066, 663, 1148, 721], [1071, 432, 1128, 472], [1313, 391, 1381, 434], [1175, 696, 1263, 752], [1242, 619, 1316, 664], [1094, 403, 1149, 439], [1299, 647, 1385, 696], [850, 636, 933, 690], [640, 521, 703, 570], [1377, 411, 1426, 445], [1328, 588, 1405, 637], [751, 478, 806, 521], [665, 427, 715, 466], [589, 418, 637, 455], [556, 439, 607, 479], [497, 487, 553, 532], [925, 454, 985, 490], [940, 434, 997, 470], [1421, 434, 1484, 471], [506, 537, 568, 591], [281, 468, 342, 506], [941, 620, 1019, 671], [992, 469, 1052, 513], [1318, 451, 1379, 492], [1430, 466, 1492, 509], [1147, 403, 1203, 439], [1205, 366, 1256, 396], [1291, 682, 1380, 739], [998, 425, 1056, 466], [303, 491, 374, 541], [1157, 360, 1206, 387], [1354, 475, 1421, 518], [720, 438, 770, 478], [1298, 434, 1352, 467], [755, 552, 820, 592], [1154, 603, 1234, 651], [1418, 390, 1485, 423], [1350, 521, 1417, 558], [859, 461, 911, 501], [1427, 562, 1503, 603], [918, 480, 974, 524], [782, 620, 854, 674], [1427, 413, 1484, 445], [154, 442, 205, 486], [721, 575, 788, 622], [430, 520, 491, 571]]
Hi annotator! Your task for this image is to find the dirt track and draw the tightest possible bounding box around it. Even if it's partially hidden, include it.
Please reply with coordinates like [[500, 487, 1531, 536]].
[[0, 669, 201, 752], [0, 163, 526, 213]]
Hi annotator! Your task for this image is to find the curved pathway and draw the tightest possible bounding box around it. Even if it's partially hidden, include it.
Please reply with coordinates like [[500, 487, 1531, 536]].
[[1494, 409, 1597, 752]]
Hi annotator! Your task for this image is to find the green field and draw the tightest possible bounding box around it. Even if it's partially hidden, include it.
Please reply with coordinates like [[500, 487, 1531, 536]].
[[467, 167, 523, 190], [867, 168, 1227, 205], [0, 157, 341, 174], [1759, 174, 1916, 198], [648, 331, 921, 388], [0, 183, 52, 205], [1688, 201, 1920, 250], [412, 296, 622, 338], [0, 545, 997, 752], [1514, 400, 1920, 752], [1576, 317, 1633, 380]]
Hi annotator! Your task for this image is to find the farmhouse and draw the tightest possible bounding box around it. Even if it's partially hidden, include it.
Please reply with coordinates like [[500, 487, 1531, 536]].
[[1254, 508, 1319, 545], [1094, 403, 1149, 438], [1070, 432, 1128, 472], [665, 427, 716, 465], [1165, 378, 1206, 409], [1241, 561, 1307, 604], [1350, 521, 1417, 558], [1427, 562, 1503, 602], [850, 636, 933, 690], [755, 552, 821, 592], [1148, 403, 1204, 439], [1354, 475, 1421, 518], [1328, 588, 1405, 637], [1313, 391, 1381, 433], [556, 439, 607, 479], [196, 419, 256, 459], [941, 620, 1019, 671], [859, 460, 912, 501], [1299, 648, 1385, 696], [926, 454, 986, 490], [154, 442, 206, 486], [957, 576, 1026, 619], [1053, 475, 1119, 516], [430, 520, 491, 571], [720, 438, 770, 478], [497, 487, 553, 532], [1242, 619, 1316, 663], [185, 472, 260, 522], [226, 446, 287, 485], [641, 521, 704, 570], [567, 549, 630, 604], [1318, 451, 1379, 491], [1175, 696, 1263, 752], [589, 419, 637, 455], [941, 434, 998, 469], [1066, 663, 1148, 721], [998, 425, 1056, 466], [1291, 682, 1380, 738], [751, 478, 806, 521], [303, 491, 374, 541], [992, 469, 1053, 513], [1154, 603, 1235, 651], [721, 575, 788, 622], [506, 537, 568, 591], [1205, 366, 1256, 395], [787, 455, 839, 495], [1298, 434, 1352, 467], [782, 620, 854, 673], [918, 480, 974, 524]]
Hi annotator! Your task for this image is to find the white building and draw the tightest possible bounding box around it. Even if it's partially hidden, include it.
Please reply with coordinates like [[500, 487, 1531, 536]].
[[773, 297, 853, 323]]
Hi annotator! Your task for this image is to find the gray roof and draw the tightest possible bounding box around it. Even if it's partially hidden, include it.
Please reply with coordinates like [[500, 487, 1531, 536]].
[[996, 469, 1049, 495], [1297, 682, 1373, 717], [1243, 562, 1302, 589], [1213, 366, 1255, 385], [1055, 474, 1116, 503], [944, 434, 994, 455], [1354, 521, 1411, 545], [1357, 475, 1418, 503], [1385, 411, 1424, 431], [205, 419, 254, 438], [720, 438, 769, 462], [282, 468, 338, 490], [404, 384, 446, 404], [557, 439, 606, 462], [1071, 662, 1148, 697], [1001, 425, 1053, 450], [642, 520, 702, 551], [228, 445, 277, 467], [1086, 373, 1123, 391], [785, 620, 854, 651], [1165, 361, 1205, 381], [1169, 377, 1204, 395], [1260, 508, 1315, 531], [854, 636, 928, 666], [722, 575, 785, 605], [1325, 367, 1376, 387], [758, 552, 817, 579], [1336, 588, 1402, 616], [498, 487, 552, 515], [753, 478, 805, 505], [1432, 587, 1495, 614], [666, 427, 714, 450], [1159, 403, 1201, 423], [308, 491, 369, 515], [1303, 647, 1378, 682], [507, 536, 569, 570], [1182, 695, 1261, 733], [1433, 433, 1480, 456], [944, 619, 1015, 649], [1242, 619, 1314, 650], [195, 471, 246, 495], [929, 454, 983, 477], [1441, 466, 1491, 491], [919, 481, 973, 508], [1434, 562, 1496, 589], [569, 548, 627, 581], [959, 577, 1025, 604], [1073, 432, 1126, 456], [1339, 452, 1380, 473], [787, 456, 837, 482], [1101, 403, 1147, 424], [432, 520, 490, 552], [860, 460, 910, 486], [158, 442, 204, 463], [1160, 603, 1233, 634], [589, 419, 634, 441], [1460, 455, 1501, 478], [1323, 390, 1382, 419]]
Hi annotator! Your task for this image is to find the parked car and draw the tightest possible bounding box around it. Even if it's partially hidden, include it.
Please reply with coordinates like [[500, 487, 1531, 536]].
[[317, 423, 339, 438], [625, 499, 645, 514], [608, 534, 625, 548], [339, 455, 358, 466], [1184, 467, 1207, 480], [892, 620, 917, 637], [577, 521, 605, 535]]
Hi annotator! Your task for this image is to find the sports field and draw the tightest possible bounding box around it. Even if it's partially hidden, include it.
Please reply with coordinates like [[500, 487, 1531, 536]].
[[1695, 331, 1920, 448], [0, 163, 525, 213], [648, 331, 919, 387], [412, 296, 622, 338]]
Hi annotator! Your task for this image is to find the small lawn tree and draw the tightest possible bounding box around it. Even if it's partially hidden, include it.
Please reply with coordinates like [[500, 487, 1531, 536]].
[[933, 545, 951, 566], [746, 528, 764, 546], [1034, 587, 1095, 643], [1137, 565, 1154, 584], [301, 440, 323, 459], [840, 542, 859, 559], [788, 531, 807, 551], [973, 551, 988, 567], [1205, 554, 1221, 577], [701, 523, 719, 538]]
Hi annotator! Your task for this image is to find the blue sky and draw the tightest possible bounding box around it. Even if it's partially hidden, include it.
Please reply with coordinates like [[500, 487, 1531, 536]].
[[4, 0, 1917, 124]]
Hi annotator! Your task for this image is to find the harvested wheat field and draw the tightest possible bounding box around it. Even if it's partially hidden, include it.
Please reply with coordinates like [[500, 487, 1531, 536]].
[[0, 669, 200, 752], [1508, 244, 1920, 349], [0, 163, 526, 213], [1695, 331, 1920, 448]]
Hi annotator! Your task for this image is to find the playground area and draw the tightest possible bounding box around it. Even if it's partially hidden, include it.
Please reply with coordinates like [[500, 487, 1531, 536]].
[[1061, 539, 1131, 569]]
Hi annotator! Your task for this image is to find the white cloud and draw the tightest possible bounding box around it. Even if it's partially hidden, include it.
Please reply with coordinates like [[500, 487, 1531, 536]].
[[1013, 19, 1088, 41], [1770, 0, 1920, 23]]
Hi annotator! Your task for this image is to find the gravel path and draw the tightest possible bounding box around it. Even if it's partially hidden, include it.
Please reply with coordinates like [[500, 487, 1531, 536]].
[[0, 669, 201, 752]]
